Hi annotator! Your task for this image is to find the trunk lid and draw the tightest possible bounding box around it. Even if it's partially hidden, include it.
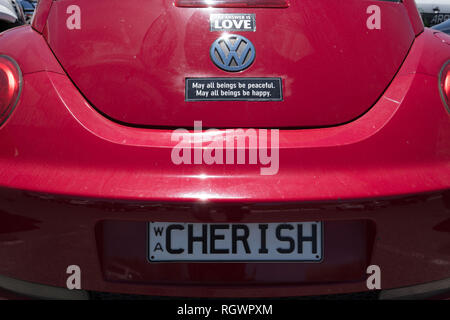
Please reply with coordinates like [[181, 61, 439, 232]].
[[45, 0, 415, 128]]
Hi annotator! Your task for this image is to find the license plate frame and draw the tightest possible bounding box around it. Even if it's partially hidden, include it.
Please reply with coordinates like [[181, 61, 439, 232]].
[[147, 222, 323, 263]]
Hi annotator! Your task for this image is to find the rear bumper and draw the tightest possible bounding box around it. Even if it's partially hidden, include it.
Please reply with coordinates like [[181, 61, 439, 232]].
[[0, 28, 449, 298], [0, 188, 448, 298]]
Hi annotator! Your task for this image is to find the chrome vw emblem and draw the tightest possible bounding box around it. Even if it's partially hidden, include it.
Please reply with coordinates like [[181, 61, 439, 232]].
[[210, 34, 256, 72]]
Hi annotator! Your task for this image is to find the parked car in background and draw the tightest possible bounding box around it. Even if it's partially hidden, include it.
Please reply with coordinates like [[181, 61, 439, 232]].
[[434, 20, 450, 34], [18, 0, 36, 24], [433, 15, 450, 34], [0, 0, 25, 32], [416, 0, 450, 26], [0, 0, 19, 28]]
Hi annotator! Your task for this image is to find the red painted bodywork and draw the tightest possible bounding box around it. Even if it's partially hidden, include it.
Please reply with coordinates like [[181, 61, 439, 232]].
[[0, 0, 448, 298], [44, 0, 415, 128], [31, 0, 53, 34], [403, 0, 425, 36]]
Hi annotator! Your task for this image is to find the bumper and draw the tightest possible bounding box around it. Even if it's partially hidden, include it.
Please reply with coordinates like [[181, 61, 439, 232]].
[[0, 27, 449, 298], [0, 188, 449, 297]]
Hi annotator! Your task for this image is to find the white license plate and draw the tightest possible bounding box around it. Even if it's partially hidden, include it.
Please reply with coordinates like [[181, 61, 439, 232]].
[[148, 222, 322, 262]]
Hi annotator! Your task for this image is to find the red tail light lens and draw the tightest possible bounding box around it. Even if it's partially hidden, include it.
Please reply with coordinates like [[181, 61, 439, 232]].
[[441, 67, 450, 102], [175, 0, 289, 8], [439, 62, 450, 112], [443, 71, 450, 104], [0, 56, 21, 126]]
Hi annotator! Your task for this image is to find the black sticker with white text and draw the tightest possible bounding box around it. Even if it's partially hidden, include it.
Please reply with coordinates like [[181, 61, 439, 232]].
[[185, 78, 283, 101], [210, 13, 256, 32]]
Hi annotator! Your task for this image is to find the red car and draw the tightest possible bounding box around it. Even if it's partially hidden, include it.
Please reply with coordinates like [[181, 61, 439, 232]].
[[0, 0, 449, 300]]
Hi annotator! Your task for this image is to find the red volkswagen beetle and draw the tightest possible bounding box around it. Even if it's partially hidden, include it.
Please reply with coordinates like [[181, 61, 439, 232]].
[[0, 0, 449, 300]]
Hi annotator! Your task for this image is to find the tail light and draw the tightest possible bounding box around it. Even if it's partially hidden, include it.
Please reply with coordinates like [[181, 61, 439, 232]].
[[439, 61, 450, 113], [175, 0, 289, 8], [0, 56, 21, 126]]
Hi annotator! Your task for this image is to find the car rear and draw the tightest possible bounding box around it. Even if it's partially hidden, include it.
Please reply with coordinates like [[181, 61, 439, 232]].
[[0, 0, 449, 299]]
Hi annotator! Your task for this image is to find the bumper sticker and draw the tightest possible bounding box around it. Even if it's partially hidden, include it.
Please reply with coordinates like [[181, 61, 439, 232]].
[[210, 13, 256, 32], [185, 78, 283, 102]]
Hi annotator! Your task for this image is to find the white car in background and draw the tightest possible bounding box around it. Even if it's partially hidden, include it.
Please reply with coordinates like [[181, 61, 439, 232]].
[[0, 0, 17, 23], [416, 0, 450, 26], [0, 0, 25, 31]]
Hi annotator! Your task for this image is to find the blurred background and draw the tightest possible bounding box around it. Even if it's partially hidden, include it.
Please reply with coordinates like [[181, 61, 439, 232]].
[[0, 0, 36, 32]]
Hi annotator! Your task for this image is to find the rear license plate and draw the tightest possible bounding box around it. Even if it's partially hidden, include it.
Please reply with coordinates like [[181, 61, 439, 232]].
[[148, 222, 323, 262]]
